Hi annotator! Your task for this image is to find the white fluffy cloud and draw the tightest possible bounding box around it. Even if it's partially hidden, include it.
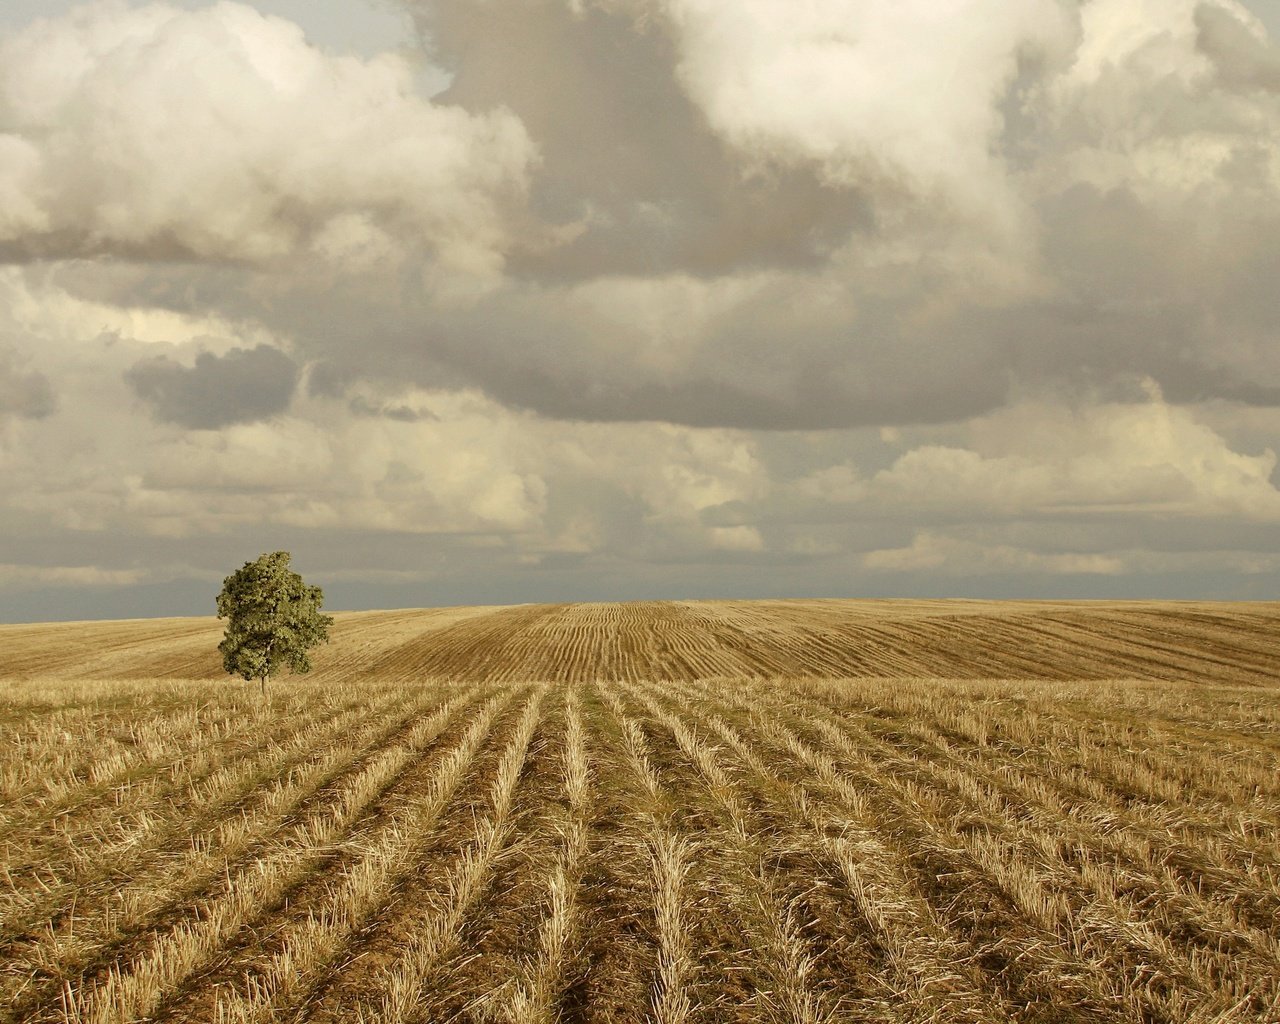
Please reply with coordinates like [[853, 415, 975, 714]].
[[861, 531, 1280, 579], [804, 387, 1280, 522], [0, 1, 535, 273], [659, 0, 1070, 212], [863, 533, 1126, 576], [1042, 0, 1280, 204], [0, 268, 769, 551]]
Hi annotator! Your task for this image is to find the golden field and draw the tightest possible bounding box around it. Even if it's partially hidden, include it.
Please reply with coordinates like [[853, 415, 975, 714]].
[[0, 599, 1277, 1023]]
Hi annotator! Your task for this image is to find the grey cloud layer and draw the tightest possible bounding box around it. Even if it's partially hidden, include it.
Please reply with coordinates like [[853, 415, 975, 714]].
[[401, 0, 1280, 427], [424, 0, 875, 280], [0, 348, 54, 419], [4, 0, 1278, 430], [1, 0, 1279, 613], [1197, 2, 1280, 89], [126, 345, 299, 429]]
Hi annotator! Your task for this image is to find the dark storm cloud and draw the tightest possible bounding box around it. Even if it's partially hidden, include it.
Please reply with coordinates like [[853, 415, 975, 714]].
[[125, 345, 299, 429], [1197, 3, 1280, 91], [306, 360, 354, 400], [348, 395, 438, 422], [0, 349, 55, 419], [407, 284, 1010, 429], [420, 0, 872, 280], [1027, 181, 1280, 404]]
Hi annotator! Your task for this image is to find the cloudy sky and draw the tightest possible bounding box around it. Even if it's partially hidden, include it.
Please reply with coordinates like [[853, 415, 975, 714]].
[[1, 0, 1279, 621]]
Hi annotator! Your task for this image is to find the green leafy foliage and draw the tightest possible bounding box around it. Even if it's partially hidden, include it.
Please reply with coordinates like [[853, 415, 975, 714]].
[[216, 551, 333, 690]]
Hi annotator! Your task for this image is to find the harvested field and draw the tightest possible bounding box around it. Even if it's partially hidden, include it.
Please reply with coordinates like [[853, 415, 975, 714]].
[[0, 599, 1277, 1023]]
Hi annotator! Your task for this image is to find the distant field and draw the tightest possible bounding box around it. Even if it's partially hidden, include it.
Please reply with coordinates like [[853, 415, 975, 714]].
[[3, 599, 1278, 684], [0, 600, 1277, 1023]]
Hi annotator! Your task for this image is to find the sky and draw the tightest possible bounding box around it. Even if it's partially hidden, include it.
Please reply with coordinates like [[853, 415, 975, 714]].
[[1, 0, 1279, 621]]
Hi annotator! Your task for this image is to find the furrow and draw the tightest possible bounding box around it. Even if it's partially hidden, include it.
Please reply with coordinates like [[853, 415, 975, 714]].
[[0, 689, 394, 955], [486, 685, 592, 1024], [594, 685, 699, 1024], [0, 685, 470, 1021], [209, 688, 518, 1024], [616, 680, 846, 1024], [45, 685, 490, 1024], [644, 678, 1019, 1024], [336, 688, 548, 1024], [712, 680, 1271, 1023], [0, 692, 302, 832]]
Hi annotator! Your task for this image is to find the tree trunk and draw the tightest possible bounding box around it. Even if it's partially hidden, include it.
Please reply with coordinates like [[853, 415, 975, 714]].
[[262, 638, 274, 704]]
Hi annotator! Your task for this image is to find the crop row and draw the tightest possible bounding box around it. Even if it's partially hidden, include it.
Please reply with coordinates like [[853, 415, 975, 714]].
[[2, 675, 1274, 1024]]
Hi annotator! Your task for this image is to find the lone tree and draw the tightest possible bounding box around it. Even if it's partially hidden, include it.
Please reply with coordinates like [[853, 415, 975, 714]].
[[216, 551, 333, 697]]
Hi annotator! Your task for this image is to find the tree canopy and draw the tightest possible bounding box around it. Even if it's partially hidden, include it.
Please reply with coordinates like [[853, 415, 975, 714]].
[[216, 551, 333, 695]]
